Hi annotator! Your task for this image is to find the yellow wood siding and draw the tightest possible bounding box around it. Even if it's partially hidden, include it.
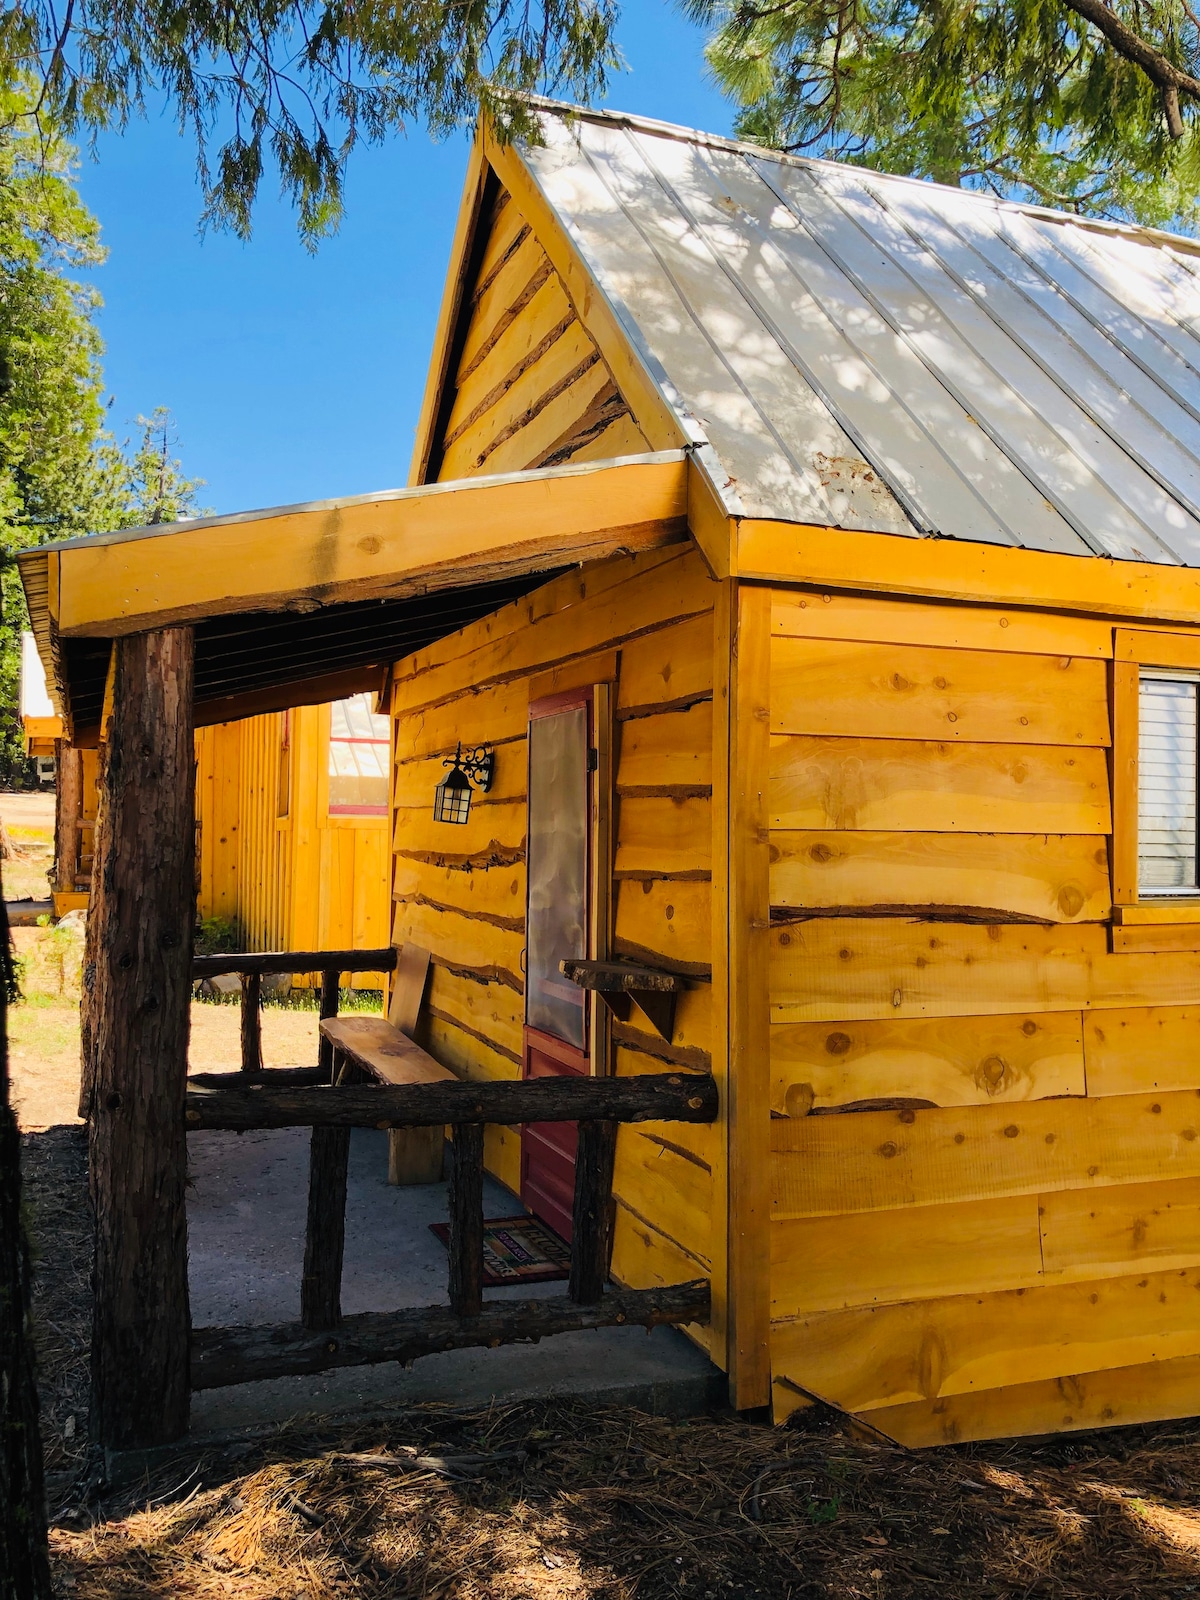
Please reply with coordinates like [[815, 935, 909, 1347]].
[[432, 186, 651, 482], [390, 545, 720, 1351], [195, 706, 389, 972], [765, 585, 1200, 1445]]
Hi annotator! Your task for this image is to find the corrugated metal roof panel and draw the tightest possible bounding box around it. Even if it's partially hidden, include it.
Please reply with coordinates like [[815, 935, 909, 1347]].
[[522, 105, 1200, 566]]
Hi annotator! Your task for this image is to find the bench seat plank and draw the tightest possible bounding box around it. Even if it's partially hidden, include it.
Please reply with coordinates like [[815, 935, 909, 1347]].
[[319, 1017, 456, 1088]]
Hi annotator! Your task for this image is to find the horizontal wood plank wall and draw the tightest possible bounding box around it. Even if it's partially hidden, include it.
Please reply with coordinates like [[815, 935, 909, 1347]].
[[390, 545, 720, 1351], [765, 585, 1200, 1445], [433, 185, 651, 481]]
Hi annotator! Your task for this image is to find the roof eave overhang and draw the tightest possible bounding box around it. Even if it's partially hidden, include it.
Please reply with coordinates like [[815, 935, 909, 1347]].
[[20, 451, 691, 742]]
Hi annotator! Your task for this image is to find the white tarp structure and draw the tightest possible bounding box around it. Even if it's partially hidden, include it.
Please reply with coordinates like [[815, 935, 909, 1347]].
[[19, 629, 55, 721]]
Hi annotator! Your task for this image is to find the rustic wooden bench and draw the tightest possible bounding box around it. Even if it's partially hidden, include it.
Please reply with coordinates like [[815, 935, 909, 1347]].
[[317, 944, 450, 1184]]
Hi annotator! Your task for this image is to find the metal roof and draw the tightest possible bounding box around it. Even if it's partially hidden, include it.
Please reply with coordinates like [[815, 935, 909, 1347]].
[[523, 103, 1200, 565]]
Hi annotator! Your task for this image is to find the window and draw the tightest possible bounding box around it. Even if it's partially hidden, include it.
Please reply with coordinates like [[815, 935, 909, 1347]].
[[1112, 630, 1200, 930], [327, 694, 390, 816], [1137, 672, 1199, 896], [525, 695, 591, 1049]]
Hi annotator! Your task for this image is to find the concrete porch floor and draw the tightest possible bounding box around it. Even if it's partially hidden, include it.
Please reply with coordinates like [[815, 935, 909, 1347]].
[[185, 1126, 724, 1435]]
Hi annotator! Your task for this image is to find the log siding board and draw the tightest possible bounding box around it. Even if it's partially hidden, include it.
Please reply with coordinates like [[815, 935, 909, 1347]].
[[770, 1195, 1044, 1319], [393, 553, 713, 722], [769, 831, 1111, 924], [770, 1263, 1200, 1419], [433, 196, 647, 484], [771, 637, 1111, 747], [768, 918, 1200, 1024], [769, 736, 1111, 834], [866, 1350, 1200, 1447], [1085, 1005, 1200, 1095], [770, 589, 1117, 659], [770, 1011, 1086, 1112], [770, 1087, 1200, 1219]]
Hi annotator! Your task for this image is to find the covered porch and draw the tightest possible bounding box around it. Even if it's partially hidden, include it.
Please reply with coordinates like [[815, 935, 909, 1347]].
[[17, 451, 722, 1453]]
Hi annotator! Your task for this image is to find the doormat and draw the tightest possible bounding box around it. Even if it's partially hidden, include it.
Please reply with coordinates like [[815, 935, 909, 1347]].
[[429, 1215, 571, 1286]]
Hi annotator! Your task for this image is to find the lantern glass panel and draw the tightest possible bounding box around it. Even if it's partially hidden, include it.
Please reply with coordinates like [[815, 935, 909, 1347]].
[[433, 768, 472, 825]]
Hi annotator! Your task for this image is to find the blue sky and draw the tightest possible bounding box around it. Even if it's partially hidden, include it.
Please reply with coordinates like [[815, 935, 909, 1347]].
[[76, 6, 734, 516]]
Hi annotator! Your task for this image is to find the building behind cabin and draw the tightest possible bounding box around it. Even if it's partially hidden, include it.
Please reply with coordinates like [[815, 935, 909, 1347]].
[[196, 694, 391, 973]]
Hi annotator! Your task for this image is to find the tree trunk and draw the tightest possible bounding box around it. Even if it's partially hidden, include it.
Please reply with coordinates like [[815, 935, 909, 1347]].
[[0, 884, 53, 1596], [89, 628, 195, 1451], [78, 736, 107, 1121]]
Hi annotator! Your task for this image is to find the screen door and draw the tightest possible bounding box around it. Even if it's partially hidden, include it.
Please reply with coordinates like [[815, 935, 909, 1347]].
[[521, 689, 592, 1239]]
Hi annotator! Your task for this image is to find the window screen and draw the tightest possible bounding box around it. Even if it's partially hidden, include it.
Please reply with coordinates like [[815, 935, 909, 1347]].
[[328, 694, 390, 815], [1138, 673, 1200, 894], [525, 704, 589, 1049]]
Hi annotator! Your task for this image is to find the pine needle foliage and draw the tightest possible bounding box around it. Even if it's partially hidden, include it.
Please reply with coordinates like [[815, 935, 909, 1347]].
[[0, 98, 207, 782], [0, 0, 619, 243], [686, 0, 1200, 228]]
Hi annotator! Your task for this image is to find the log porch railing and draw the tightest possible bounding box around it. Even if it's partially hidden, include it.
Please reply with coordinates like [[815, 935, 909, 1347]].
[[182, 949, 716, 1398]]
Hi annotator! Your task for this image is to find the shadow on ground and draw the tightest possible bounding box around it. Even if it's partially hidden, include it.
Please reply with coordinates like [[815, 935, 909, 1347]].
[[25, 1123, 1200, 1598]]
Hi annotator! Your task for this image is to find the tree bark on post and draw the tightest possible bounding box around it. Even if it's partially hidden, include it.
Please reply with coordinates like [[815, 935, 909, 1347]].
[[89, 628, 195, 1451], [0, 890, 53, 1597]]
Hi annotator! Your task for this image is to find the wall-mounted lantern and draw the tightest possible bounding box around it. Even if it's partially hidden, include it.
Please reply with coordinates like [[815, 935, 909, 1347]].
[[433, 743, 494, 824]]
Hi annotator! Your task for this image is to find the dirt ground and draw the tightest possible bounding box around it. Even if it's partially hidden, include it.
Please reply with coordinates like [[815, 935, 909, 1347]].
[[9, 983, 325, 1131], [2, 786, 56, 901]]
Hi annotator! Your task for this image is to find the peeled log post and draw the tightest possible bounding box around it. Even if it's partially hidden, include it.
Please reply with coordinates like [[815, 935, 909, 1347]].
[[569, 1120, 617, 1305], [89, 629, 195, 1451], [448, 1123, 484, 1317], [240, 971, 263, 1076], [54, 741, 83, 895]]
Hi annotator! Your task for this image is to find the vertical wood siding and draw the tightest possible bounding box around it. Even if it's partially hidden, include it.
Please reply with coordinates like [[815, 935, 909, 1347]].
[[765, 586, 1200, 1445], [194, 709, 388, 973]]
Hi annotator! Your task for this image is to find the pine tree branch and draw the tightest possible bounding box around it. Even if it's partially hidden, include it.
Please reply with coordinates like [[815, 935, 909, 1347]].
[[1060, 0, 1200, 133]]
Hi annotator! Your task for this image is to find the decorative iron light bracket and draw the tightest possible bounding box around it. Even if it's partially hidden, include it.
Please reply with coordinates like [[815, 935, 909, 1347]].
[[432, 742, 495, 824]]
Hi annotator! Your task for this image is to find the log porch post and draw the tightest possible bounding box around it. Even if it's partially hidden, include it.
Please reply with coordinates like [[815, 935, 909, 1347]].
[[88, 628, 195, 1450]]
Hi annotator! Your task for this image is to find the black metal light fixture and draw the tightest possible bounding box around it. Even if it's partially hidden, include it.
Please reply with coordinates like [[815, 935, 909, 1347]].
[[433, 742, 494, 824]]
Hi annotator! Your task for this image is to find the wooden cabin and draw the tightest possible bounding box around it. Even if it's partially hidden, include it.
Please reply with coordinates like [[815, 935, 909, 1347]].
[[23, 616, 389, 950], [20, 629, 97, 914], [195, 695, 390, 974], [24, 101, 1200, 1449]]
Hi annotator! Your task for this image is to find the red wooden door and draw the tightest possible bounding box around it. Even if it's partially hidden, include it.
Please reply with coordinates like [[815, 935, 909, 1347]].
[[521, 689, 592, 1241]]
